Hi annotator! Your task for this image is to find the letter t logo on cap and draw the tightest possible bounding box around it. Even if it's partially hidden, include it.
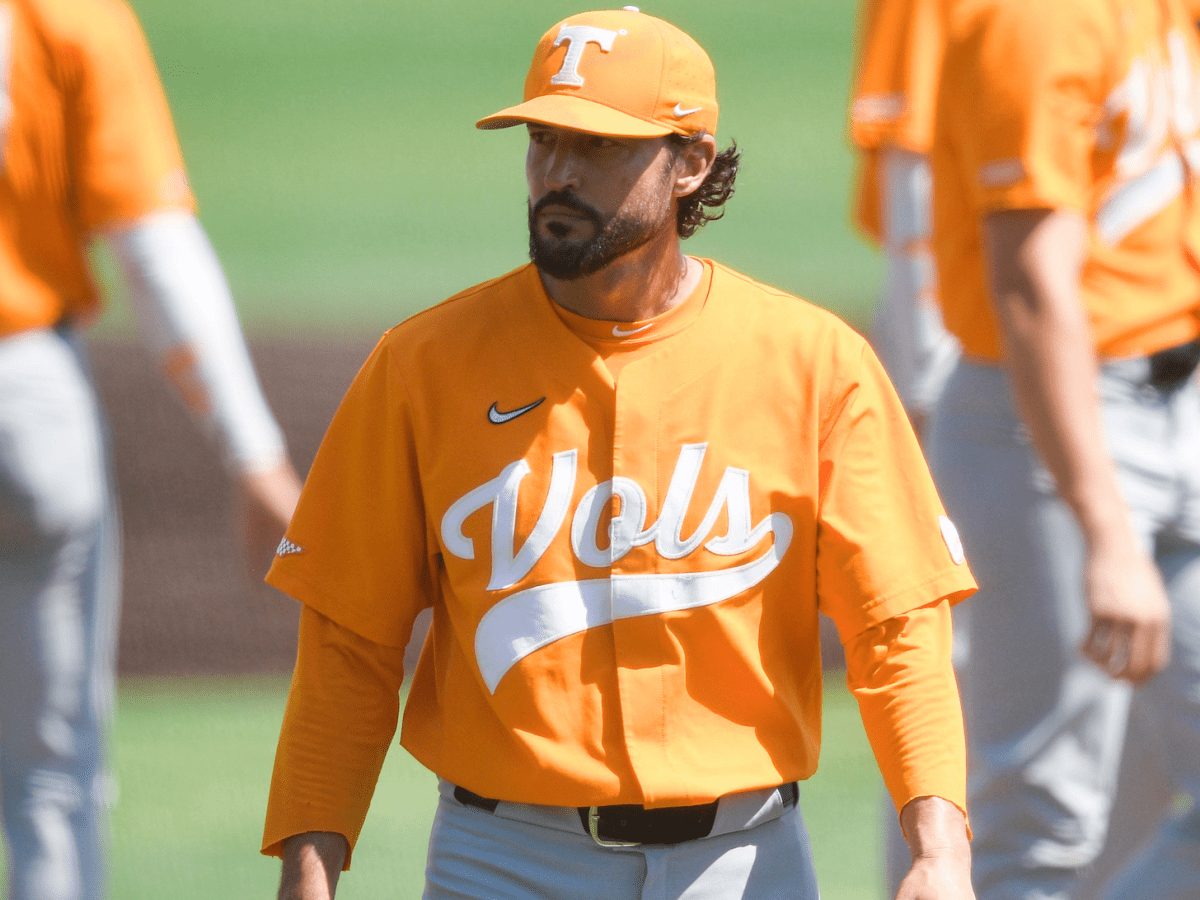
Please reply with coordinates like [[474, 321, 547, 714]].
[[550, 24, 619, 87]]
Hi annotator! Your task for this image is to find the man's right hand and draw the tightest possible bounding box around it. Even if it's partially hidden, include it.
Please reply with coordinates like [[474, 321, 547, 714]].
[[278, 832, 348, 900], [1081, 535, 1172, 684]]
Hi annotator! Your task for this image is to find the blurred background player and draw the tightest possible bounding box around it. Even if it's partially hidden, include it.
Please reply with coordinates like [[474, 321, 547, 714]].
[[930, 0, 1200, 897], [0, 1, 302, 898], [847, 0, 961, 892], [849, 0, 959, 442]]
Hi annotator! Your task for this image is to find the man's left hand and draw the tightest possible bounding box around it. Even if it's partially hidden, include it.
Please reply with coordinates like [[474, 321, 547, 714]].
[[236, 458, 303, 578], [896, 796, 975, 899]]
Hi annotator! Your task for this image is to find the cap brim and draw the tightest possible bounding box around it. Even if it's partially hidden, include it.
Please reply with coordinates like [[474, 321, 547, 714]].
[[476, 94, 673, 138]]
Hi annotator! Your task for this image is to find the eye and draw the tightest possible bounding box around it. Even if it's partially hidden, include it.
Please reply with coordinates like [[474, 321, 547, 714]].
[[588, 136, 620, 151], [527, 127, 553, 146]]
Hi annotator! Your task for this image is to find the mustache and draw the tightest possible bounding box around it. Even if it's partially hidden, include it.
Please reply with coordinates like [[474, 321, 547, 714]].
[[531, 190, 604, 225]]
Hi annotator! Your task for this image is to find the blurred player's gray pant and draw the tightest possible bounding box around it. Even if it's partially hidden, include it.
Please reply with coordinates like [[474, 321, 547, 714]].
[[927, 358, 1200, 900], [0, 328, 119, 900], [423, 778, 820, 899]]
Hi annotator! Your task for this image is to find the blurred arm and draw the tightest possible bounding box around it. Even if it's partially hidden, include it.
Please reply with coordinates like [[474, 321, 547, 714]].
[[870, 146, 960, 436], [102, 210, 302, 557], [983, 208, 1170, 683]]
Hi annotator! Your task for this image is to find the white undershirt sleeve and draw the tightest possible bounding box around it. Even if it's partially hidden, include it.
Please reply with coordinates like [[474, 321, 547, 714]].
[[104, 209, 287, 474], [869, 146, 961, 417]]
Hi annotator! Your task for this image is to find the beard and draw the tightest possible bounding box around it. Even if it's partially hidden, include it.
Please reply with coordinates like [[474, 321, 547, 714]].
[[528, 189, 672, 280]]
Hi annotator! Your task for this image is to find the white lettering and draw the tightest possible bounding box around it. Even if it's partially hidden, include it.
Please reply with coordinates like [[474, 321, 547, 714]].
[[440, 449, 577, 591], [550, 24, 619, 87], [443, 444, 794, 692], [1095, 30, 1200, 245], [476, 515, 793, 692], [570, 476, 650, 567]]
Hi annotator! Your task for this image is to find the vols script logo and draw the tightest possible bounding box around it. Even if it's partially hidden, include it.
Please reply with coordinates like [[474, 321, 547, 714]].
[[441, 443, 792, 691]]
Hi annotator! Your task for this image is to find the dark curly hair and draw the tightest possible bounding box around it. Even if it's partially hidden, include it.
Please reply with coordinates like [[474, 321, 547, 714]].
[[669, 132, 741, 238]]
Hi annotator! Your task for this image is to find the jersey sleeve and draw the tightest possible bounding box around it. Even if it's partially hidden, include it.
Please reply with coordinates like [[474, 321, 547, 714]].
[[262, 605, 406, 865], [266, 334, 435, 649], [815, 339, 975, 641], [844, 598, 968, 826], [938, 0, 1110, 214], [849, 0, 944, 153], [64, 0, 195, 229]]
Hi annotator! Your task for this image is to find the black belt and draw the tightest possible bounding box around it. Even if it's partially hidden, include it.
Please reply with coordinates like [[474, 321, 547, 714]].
[[453, 782, 798, 847], [1147, 339, 1200, 393]]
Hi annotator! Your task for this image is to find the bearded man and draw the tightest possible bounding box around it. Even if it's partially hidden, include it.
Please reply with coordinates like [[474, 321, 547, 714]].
[[262, 9, 976, 900]]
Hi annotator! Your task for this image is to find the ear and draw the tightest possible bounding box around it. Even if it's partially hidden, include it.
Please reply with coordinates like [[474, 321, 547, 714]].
[[672, 133, 718, 198]]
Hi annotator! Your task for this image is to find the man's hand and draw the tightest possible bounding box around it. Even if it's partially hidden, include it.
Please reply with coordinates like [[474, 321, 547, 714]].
[[896, 797, 974, 900], [1080, 533, 1171, 684], [278, 832, 347, 900], [236, 458, 303, 577]]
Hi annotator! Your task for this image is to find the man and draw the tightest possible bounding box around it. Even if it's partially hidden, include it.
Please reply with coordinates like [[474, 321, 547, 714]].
[[930, 0, 1200, 897], [0, 1, 302, 898], [263, 9, 976, 899], [850, 0, 960, 440]]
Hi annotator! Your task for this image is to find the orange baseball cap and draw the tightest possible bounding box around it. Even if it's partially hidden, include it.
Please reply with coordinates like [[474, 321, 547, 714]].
[[477, 7, 718, 139]]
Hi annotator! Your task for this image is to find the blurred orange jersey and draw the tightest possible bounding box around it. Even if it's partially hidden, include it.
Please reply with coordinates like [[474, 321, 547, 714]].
[[849, 0, 944, 238], [266, 261, 976, 809], [934, 0, 1200, 361], [0, 0, 195, 336]]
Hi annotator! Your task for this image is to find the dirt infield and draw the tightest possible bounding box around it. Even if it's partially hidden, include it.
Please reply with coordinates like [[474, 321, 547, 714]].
[[95, 335, 846, 677]]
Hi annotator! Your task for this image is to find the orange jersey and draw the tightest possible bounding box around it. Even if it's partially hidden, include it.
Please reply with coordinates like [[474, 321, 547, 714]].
[[265, 260, 976, 811], [0, 0, 195, 336], [849, 0, 944, 238], [933, 0, 1200, 361]]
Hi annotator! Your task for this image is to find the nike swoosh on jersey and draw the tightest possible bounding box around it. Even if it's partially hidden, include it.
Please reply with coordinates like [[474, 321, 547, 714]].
[[612, 322, 653, 337], [488, 398, 546, 424], [673, 103, 703, 117]]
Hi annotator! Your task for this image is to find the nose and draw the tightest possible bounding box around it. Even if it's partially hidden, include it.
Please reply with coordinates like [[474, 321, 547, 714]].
[[532, 135, 582, 192]]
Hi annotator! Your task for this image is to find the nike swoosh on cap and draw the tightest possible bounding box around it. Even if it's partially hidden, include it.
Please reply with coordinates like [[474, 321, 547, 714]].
[[612, 323, 653, 337], [488, 397, 546, 424], [673, 103, 703, 117]]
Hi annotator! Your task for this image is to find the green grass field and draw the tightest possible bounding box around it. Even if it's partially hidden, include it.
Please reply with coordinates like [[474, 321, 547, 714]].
[[0, 676, 882, 899], [96, 0, 879, 336]]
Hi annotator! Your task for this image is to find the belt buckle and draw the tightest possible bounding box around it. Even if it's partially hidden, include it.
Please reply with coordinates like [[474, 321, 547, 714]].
[[587, 806, 640, 848]]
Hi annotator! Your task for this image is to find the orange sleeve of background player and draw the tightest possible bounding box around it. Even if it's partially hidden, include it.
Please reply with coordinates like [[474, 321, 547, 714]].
[[937, 0, 1109, 216], [850, 0, 943, 153], [849, 0, 943, 239], [61, 0, 196, 229]]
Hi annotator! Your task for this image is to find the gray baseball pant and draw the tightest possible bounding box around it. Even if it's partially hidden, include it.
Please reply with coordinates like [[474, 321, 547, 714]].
[[0, 327, 120, 900], [926, 357, 1200, 900], [422, 778, 821, 899]]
